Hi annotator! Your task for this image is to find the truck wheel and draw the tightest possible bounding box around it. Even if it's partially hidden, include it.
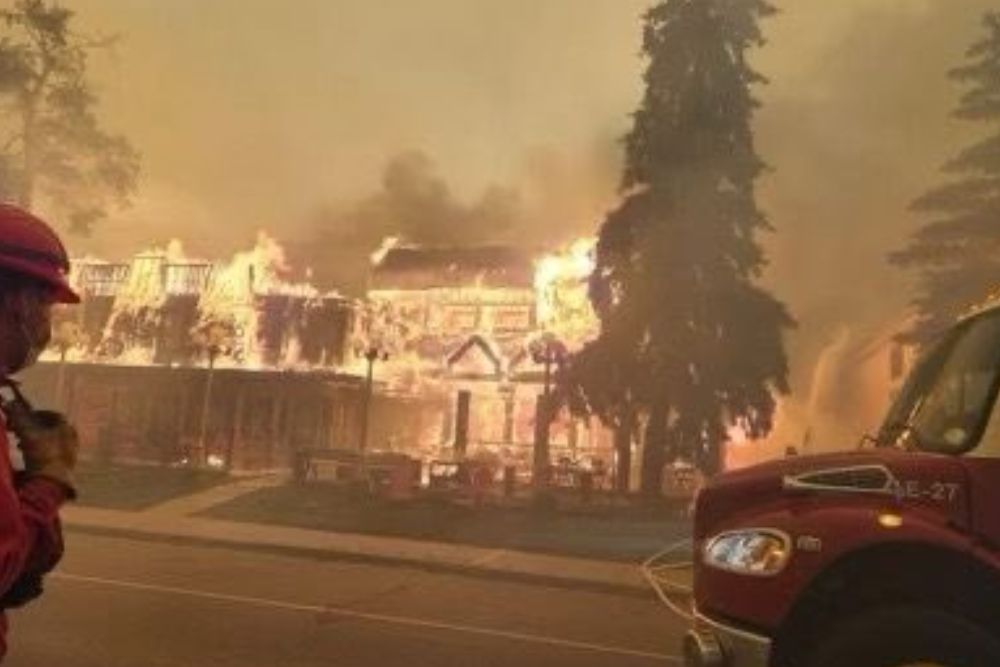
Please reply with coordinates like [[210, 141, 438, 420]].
[[807, 606, 1000, 667]]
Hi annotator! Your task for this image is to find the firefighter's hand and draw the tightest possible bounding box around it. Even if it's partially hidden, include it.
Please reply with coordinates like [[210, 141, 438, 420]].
[[9, 409, 78, 497]]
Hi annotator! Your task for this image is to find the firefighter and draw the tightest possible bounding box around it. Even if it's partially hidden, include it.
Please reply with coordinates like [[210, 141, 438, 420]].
[[0, 203, 80, 660]]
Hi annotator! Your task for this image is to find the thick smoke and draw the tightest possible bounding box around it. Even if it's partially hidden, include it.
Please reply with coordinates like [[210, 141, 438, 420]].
[[747, 0, 998, 457], [360, 150, 522, 246], [287, 144, 619, 294], [285, 150, 521, 293]]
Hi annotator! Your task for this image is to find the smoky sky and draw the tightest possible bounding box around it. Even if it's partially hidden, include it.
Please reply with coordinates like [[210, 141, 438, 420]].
[[66, 0, 638, 262], [755, 0, 994, 391], [52, 0, 1000, 393], [288, 150, 527, 292]]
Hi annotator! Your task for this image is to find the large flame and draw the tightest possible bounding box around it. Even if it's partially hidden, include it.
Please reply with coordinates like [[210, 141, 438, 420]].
[[534, 237, 597, 346], [53, 234, 619, 474], [54, 233, 343, 370], [194, 232, 321, 368], [370, 236, 401, 266], [55, 234, 601, 388], [351, 236, 599, 395], [96, 240, 199, 365]]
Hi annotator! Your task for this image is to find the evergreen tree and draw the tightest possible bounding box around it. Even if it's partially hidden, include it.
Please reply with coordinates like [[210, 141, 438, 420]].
[[0, 0, 139, 232], [892, 11, 1000, 344], [563, 322, 641, 494], [566, 0, 792, 492]]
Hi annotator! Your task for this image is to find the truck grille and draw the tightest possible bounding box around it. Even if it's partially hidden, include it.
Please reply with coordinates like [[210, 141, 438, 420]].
[[783, 465, 895, 495]]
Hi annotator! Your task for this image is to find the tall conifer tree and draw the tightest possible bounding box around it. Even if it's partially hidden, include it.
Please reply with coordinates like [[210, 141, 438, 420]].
[[0, 0, 139, 232], [893, 12, 1000, 343], [567, 0, 792, 491]]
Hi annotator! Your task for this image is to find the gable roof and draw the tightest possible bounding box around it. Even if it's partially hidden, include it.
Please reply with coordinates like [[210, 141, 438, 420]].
[[446, 334, 503, 378]]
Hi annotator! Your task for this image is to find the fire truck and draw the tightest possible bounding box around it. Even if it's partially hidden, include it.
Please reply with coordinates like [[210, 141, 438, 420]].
[[684, 303, 1000, 667]]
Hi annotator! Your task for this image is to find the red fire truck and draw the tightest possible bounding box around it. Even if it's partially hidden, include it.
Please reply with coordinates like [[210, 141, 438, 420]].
[[685, 304, 1000, 666]]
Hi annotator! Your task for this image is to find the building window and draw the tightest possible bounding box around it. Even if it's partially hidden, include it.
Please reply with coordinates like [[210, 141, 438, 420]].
[[79, 264, 129, 297], [491, 306, 533, 333], [164, 264, 212, 295], [441, 306, 479, 332]]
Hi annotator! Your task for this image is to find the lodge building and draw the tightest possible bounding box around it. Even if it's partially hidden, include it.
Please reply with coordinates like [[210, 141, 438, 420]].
[[20, 242, 616, 482]]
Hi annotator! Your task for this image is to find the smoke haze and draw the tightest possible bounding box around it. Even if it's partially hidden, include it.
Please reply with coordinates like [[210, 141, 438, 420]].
[[48, 0, 1000, 422]]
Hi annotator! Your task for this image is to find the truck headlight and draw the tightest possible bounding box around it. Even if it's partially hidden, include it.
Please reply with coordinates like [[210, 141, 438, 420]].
[[703, 529, 791, 576]]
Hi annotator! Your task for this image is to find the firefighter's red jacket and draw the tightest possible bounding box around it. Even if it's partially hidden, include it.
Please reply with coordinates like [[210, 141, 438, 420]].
[[0, 416, 69, 660]]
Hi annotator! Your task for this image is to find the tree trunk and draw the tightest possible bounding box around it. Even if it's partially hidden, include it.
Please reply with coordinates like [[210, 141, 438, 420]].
[[19, 129, 35, 208], [613, 409, 634, 494], [641, 403, 668, 499], [701, 436, 724, 477], [532, 393, 552, 489]]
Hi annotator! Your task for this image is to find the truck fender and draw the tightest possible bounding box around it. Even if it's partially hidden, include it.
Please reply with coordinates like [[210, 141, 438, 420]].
[[772, 537, 1000, 666]]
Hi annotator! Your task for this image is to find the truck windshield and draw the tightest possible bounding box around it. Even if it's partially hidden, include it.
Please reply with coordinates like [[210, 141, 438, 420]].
[[879, 309, 1000, 454]]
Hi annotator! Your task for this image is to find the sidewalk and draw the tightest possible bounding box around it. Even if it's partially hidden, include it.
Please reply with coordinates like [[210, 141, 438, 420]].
[[62, 503, 655, 595], [142, 473, 284, 516]]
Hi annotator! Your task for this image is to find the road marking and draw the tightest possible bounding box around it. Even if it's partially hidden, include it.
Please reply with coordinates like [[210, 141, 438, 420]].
[[52, 572, 681, 663]]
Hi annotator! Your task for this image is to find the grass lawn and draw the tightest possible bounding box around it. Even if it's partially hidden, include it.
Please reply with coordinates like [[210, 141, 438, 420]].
[[201, 483, 691, 562], [74, 461, 231, 511]]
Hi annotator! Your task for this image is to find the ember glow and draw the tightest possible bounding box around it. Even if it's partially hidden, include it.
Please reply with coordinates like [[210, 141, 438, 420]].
[[194, 232, 324, 368], [59, 232, 350, 370], [534, 237, 597, 346], [369, 236, 401, 266], [56, 234, 602, 380], [361, 237, 600, 388]]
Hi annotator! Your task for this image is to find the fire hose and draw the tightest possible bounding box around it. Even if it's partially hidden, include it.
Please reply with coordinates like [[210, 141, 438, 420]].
[[641, 538, 695, 622]]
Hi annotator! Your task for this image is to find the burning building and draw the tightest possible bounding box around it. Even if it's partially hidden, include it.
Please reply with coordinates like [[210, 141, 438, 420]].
[[21, 235, 438, 471], [21, 233, 615, 483], [366, 244, 537, 374], [365, 240, 614, 479], [64, 237, 355, 369]]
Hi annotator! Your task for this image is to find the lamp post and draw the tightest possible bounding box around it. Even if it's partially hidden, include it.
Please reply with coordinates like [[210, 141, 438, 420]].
[[529, 333, 568, 395], [529, 334, 567, 492], [195, 323, 231, 467], [358, 345, 388, 453]]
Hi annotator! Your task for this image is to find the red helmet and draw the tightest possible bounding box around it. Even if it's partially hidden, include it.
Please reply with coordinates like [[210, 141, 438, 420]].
[[0, 204, 80, 304]]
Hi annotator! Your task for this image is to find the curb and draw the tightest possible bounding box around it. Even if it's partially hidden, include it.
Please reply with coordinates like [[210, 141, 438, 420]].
[[65, 522, 655, 600]]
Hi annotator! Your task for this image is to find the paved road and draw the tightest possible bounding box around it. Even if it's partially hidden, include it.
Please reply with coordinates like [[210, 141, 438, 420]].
[[6, 533, 686, 666]]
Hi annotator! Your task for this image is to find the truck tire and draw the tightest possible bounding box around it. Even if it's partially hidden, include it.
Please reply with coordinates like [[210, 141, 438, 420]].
[[807, 606, 1000, 667]]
